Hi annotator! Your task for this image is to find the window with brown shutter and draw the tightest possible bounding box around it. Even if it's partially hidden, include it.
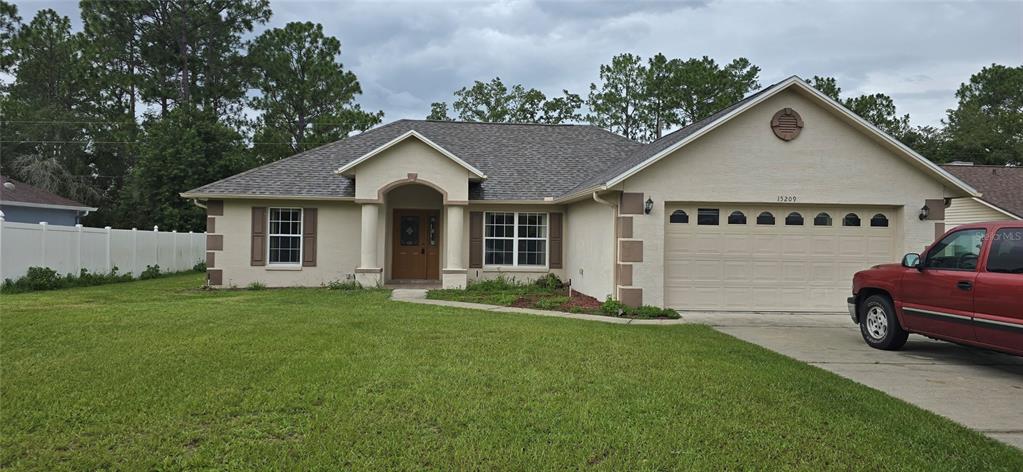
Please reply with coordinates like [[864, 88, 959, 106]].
[[549, 212, 563, 269], [469, 211, 483, 268], [302, 208, 317, 267], [251, 207, 267, 266]]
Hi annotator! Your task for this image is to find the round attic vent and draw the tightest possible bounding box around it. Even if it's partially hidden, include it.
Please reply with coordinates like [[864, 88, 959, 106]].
[[771, 108, 804, 141]]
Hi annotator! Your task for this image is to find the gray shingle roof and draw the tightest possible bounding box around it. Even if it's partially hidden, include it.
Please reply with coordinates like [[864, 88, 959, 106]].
[[940, 165, 1023, 218], [186, 120, 641, 200]]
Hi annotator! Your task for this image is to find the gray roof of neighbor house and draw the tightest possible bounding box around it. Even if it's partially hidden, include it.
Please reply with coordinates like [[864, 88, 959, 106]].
[[940, 165, 1023, 218], [185, 120, 642, 201], [0, 175, 96, 210]]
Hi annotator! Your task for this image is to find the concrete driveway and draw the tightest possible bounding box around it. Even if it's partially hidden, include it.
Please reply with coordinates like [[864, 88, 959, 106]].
[[684, 312, 1023, 450]]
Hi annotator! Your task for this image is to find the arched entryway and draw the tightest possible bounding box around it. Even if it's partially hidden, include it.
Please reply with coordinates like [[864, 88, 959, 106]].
[[385, 183, 444, 282]]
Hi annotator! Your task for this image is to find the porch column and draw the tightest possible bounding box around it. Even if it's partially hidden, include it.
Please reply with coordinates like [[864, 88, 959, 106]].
[[356, 203, 382, 286], [442, 205, 467, 289]]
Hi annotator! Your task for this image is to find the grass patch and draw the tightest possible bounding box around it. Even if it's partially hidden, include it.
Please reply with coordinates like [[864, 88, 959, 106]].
[[2, 274, 1021, 469]]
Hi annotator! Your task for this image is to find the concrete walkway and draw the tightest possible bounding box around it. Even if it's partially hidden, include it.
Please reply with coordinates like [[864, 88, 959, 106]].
[[391, 289, 1023, 450]]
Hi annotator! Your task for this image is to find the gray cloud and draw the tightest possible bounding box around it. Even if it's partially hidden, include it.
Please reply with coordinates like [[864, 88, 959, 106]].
[[14, 0, 1022, 127]]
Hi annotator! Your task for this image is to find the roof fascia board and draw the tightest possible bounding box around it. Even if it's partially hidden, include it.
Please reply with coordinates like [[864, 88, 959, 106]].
[[0, 200, 97, 212], [604, 76, 981, 198], [334, 130, 487, 179]]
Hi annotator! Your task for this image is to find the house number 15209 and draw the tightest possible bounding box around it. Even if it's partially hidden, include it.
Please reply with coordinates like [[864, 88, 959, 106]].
[[777, 196, 798, 203]]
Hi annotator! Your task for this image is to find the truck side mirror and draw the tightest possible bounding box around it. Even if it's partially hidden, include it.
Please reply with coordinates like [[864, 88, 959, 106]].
[[902, 253, 921, 269]]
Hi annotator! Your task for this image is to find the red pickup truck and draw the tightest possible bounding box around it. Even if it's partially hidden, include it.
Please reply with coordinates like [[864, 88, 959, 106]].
[[849, 221, 1022, 356]]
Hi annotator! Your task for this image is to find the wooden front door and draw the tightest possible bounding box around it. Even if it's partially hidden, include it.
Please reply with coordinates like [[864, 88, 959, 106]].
[[392, 209, 441, 280]]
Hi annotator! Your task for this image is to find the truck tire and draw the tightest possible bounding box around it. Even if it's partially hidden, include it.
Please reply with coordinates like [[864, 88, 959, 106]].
[[859, 294, 908, 350]]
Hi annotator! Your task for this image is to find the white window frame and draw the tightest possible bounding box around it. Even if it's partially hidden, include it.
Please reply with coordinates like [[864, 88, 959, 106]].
[[483, 211, 549, 268], [268, 207, 303, 266]]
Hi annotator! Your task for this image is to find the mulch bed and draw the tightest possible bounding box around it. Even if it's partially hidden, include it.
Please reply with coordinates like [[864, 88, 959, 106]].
[[508, 288, 602, 314]]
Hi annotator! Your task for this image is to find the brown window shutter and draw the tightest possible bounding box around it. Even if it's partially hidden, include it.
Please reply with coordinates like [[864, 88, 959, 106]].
[[251, 207, 267, 266], [549, 212, 563, 269], [469, 211, 483, 268], [302, 208, 317, 267]]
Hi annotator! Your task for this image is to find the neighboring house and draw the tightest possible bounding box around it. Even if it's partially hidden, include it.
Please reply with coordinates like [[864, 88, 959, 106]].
[[183, 76, 978, 312], [0, 176, 97, 226], [939, 164, 1022, 227]]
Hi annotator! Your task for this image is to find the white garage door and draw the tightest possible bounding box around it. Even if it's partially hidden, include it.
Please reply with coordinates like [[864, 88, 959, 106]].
[[664, 205, 897, 312]]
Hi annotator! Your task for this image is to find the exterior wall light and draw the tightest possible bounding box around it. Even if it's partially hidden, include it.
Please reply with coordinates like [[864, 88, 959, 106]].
[[918, 204, 929, 221], [644, 197, 654, 215]]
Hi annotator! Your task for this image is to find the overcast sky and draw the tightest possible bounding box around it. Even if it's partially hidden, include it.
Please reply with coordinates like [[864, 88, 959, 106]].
[[15, 0, 1023, 127]]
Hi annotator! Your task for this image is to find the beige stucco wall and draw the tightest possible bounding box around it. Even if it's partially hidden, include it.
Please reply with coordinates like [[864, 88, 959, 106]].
[[945, 197, 1018, 228], [623, 88, 961, 307], [564, 198, 615, 300], [351, 138, 471, 201], [214, 199, 361, 288]]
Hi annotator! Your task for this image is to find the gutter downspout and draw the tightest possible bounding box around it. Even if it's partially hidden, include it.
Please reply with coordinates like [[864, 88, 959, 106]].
[[192, 199, 207, 210], [592, 191, 618, 299]]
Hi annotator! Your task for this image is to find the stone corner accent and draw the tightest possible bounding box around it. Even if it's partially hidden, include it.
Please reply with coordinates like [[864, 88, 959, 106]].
[[206, 234, 224, 251], [924, 198, 946, 220], [206, 200, 224, 216], [617, 216, 633, 238], [620, 192, 644, 215], [619, 240, 643, 263], [619, 287, 642, 307], [205, 251, 216, 268], [617, 263, 633, 286], [207, 269, 223, 286]]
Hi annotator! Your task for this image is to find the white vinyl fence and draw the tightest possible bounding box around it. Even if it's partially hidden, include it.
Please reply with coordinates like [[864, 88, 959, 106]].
[[0, 218, 205, 281]]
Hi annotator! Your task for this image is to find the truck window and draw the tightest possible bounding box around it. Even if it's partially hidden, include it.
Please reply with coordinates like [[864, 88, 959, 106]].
[[986, 228, 1023, 274], [924, 229, 986, 270]]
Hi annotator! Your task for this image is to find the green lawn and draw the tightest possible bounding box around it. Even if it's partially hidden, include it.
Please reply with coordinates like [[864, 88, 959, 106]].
[[2, 274, 1020, 470]]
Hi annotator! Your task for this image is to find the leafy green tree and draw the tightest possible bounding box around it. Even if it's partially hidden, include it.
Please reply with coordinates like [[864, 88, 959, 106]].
[[588, 54, 760, 141], [805, 75, 842, 101], [427, 101, 451, 121], [117, 108, 249, 230], [587, 53, 648, 140], [0, 0, 20, 73], [1, 9, 99, 203], [942, 64, 1023, 165], [446, 77, 581, 124], [247, 21, 382, 163]]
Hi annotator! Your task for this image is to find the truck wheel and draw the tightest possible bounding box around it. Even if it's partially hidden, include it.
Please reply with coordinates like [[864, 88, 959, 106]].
[[859, 294, 908, 350]]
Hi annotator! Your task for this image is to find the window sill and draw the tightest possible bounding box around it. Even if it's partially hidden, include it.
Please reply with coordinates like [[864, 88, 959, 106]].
[[266, 265, 303, 271], [482, 266, 550, 272]]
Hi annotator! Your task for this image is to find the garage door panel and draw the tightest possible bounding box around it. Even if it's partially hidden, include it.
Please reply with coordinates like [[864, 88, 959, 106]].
[[665, 204, 897, 312]]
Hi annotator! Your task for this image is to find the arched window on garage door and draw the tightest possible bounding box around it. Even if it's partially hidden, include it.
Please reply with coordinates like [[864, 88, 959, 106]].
[[843, 213, 861, 226], [728, 211, 747, 224], [756, 212, 775, 225], [814, 212, 832, 226], [669, 210, 689, 223], [785, 212, 804, 226], [870, 214, 889, 227]]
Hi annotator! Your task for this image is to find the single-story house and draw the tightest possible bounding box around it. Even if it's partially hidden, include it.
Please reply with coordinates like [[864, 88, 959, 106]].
[[183, 76, 979, 312], [940, 163, 1022, 226], [0, 176, 97, 226]]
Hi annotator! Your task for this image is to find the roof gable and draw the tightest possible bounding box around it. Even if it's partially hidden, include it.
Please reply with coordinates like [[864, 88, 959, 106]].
[[335, 130, 487, 180], [595, 76, 979, 197]]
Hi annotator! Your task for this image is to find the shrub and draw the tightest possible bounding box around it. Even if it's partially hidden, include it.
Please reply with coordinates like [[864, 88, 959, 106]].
[[1, 266, 138, 294], [535, 273, 563, 290], [140, 265, 161, 280], [192, 261, 207, 272], [247, 281, 266, 290], [325, 279, 362, 291], [466, 275, 520, 292], [534, 295, 570, 310], [491, 293, 520, 306], [600, 296, 625, 316], [631, 305, 680, 319]]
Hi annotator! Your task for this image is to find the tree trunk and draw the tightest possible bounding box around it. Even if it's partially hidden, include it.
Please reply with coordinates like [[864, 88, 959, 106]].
[[177, 0, 191, 106]]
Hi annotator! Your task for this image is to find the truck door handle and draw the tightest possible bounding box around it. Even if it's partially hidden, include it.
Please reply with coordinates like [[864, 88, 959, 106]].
[[421, 248, 425, 255], [956, 280, 973, 291]]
